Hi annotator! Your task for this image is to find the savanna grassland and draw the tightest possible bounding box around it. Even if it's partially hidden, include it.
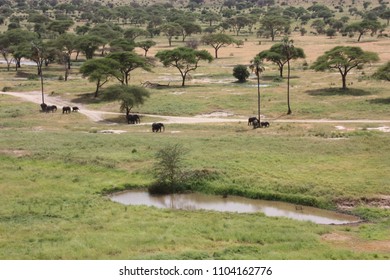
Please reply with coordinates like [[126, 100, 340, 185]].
[[0, 0, 390, 260]]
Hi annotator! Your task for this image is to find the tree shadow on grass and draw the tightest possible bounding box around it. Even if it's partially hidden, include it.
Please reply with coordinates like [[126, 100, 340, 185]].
[[368, 97, 390, 104], [306, 88, 371, 97], [71, 92, 102, 104]]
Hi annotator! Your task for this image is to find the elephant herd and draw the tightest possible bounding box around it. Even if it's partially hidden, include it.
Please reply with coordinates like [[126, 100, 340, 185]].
[[41, 104, 269, 132], [126, 114, 164, 132], [248, 117, 270, 129], [127, 114, 269, 132], [40, 103, 79, 114]]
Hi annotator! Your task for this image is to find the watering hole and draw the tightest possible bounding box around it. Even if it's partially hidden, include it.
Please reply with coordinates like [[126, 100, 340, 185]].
[[109, 190, 360, 225]]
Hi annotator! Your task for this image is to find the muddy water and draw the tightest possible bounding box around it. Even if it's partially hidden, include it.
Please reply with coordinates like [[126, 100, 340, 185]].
[[109, 190, 360, 225]]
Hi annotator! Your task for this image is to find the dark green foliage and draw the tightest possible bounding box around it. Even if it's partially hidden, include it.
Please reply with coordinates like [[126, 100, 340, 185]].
[[311, 46, 380, 89], [372, 61, 390, 81], [149, 143, 187, 194], [233, 65, 250, 83], [155, 47, 213, 86]]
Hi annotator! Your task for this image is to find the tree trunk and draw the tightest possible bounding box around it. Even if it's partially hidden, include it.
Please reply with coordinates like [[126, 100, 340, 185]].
[[181, 73, 186, 87], [94, 79, 101, 98], [357, 32, 363, 42], [287, 60, 292, 115], [257, 73, 261, 123], [341, 73, 347, 90]]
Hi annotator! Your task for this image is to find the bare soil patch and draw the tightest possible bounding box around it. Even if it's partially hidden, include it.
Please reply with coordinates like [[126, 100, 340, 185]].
[[336, 196, 390, 210], [322, 232, 390, 254]]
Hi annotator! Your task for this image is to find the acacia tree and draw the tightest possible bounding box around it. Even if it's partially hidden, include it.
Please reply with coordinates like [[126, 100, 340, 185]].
[[201, 33, 235, 59], [259, 11, 290, 41], [79, 58, 121, 97], [156, 47, 213, 87], [160, 23, 182, 46], [76, 35, 105, 60], [0, 29, 37, 70], [26, 40, 55, 104], [101, 84, 150, 116], [346, 20, 382, 42], [136, 40, 156, 56], [311, 46, 379, 90], [53, 33, 78, 71], [258, 41, 305, 78], [106, 51, 152, 85]]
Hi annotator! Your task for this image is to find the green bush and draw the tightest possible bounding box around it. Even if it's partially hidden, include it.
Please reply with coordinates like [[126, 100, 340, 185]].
[[233, 65, 250, 83]]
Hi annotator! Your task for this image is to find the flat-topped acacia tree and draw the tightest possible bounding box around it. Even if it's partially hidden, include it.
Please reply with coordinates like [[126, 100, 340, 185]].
[[201, 33, 235, 59], [155, 47, 213, 87], [311, 46, 379, 90]]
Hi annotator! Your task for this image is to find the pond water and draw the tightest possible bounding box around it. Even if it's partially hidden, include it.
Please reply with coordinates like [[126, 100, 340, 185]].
[[109, 190, 360, 225]]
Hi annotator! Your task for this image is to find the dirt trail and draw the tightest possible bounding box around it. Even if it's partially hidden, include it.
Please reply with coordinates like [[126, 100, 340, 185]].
[[2, 91, 390, 125]]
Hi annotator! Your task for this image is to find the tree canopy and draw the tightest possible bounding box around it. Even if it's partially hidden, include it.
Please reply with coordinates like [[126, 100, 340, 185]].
[[106, 51, 152, 85], [101, 84, 150, 116], [201, 33, 235, 59], [79, 57, 121, 97], [155, 47, 213, 86], [311, 46, 379, 89], [258, 41, 305, 78], [372, 61, 390, 81]]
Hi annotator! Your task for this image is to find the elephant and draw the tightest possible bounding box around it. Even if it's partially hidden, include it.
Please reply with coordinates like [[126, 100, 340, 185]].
[[126, 114, 140, 124], [62, 106, 71, 114], [248, 117, 258, 126], [260, 121, 270, 127], [152, 122, 165, 132], [252, 119, 260, 129], [45, 105, 57, 113], [72, 106, 79, 112]]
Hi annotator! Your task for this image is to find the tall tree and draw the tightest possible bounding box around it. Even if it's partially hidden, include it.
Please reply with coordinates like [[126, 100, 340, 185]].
[[160, 23, 182, 46], [257, 41, 305, 78], [101, 84, 150, 116], [0, 29, 37, 70], [53, 33, 78, 70], [227, 15, 252, 36], [311, 46, 379, 90], [201, 33, 235, 59], [79, 58, 121, 97], [259, 11, 290, 41], [106, 51, 152, 85], [281, 37, 301, 115], [346, 20, 382, 42], [26, 40, 55, 104], [76, 35, 104, 59], [155, 47, 213, 86], [249, 56, 265, 124]]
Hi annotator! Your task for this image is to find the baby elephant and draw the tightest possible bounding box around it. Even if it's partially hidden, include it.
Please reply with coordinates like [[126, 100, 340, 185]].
[[260, 121, 270, 128]]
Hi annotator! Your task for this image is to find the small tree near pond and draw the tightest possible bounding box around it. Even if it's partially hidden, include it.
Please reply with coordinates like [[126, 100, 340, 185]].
[[150, 143, 187, 194]]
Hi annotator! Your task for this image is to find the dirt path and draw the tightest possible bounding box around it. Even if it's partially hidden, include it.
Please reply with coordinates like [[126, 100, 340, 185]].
[[2, 91, 390, 125]]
